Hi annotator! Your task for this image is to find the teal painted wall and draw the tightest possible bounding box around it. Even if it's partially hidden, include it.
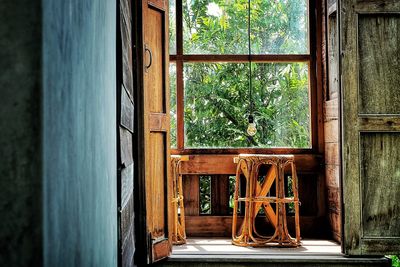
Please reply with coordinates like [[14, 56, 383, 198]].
[[0, 1, 43, 266], [42, 0, 117, 266]]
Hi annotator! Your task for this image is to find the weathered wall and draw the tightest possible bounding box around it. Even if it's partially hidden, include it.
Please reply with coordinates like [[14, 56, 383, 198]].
[[0, 1, 43, 266], [42, 0, 117, 266]]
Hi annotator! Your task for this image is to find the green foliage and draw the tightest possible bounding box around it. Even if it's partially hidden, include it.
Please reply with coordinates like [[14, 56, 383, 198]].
[[169, 0, 311, 148], [390, 255, 400, 267], [183, 62, 310, 148], [199, 176, 211, 214]]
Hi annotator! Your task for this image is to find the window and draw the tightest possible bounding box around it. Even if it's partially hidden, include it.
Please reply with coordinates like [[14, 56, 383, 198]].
[[170, 0, 315, 150]]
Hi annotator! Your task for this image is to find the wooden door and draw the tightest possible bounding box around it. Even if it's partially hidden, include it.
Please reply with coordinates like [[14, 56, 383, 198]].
[[341, 0, 400, 255], [141, 0, 172, 263]]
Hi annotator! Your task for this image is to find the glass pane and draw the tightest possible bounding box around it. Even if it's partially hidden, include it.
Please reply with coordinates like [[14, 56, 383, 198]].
[[184, 62, 310, 148], [183, 0, 308, 54], [170, 63, 177, 148], [169, 0, 176, 54], [200, 176, 211, 214], [251, 0, 309, 54]]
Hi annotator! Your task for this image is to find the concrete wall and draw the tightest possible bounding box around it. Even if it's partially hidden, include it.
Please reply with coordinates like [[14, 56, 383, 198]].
[[42, 0, 117, 266], [0, 1, 43, 266]]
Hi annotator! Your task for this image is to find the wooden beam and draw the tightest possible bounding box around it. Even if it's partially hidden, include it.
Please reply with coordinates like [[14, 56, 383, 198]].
[[185, 215, 329, 238], [178, 154, 322, 175], [170, 54, 311, 63]]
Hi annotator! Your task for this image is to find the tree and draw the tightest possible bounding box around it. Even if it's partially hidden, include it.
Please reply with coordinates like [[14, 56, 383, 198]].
[[170, 0, 310, 148]]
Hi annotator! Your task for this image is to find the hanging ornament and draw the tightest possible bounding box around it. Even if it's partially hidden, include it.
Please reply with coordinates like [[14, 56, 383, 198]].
[[246, 0, 257, 137], [247, 114, 257, 136]]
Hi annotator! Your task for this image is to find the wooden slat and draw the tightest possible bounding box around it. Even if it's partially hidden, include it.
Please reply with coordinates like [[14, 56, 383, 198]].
[[324, 99, 338, 121], [149, 113, 167, 132], [329, 212, 341, 242], [359, 117, 400, 132], [185, 215, 329, 238], [179, 154, 321, 175], [325, 164, 340, 188], [298, 174, 319, 216], [324, 120, 338, 143], [148, 0, 166, 11], [121, 223, 135, 267], [121, 86, 134, 132], [120, 126, 133, 167], [182, 175, 199, 216], [327, 186, 340, 214], [170, 54, 311, 63], [120, 0, 133, 97], [324, 143, 339, 165], [121, 192, 134, 248], [211, 175, 229, 215], [121, 163, 134, 208]]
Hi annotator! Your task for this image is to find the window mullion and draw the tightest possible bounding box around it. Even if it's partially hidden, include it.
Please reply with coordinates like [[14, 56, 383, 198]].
[[175, 0, 184, 149]]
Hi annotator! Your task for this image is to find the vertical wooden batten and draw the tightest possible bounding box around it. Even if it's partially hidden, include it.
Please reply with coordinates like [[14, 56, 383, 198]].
[[323, 0, 342, 243], [117, 0, 136, 266]]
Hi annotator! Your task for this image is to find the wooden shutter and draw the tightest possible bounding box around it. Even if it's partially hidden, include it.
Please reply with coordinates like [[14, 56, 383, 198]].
[[341, 0, 400, 255], [137, 0, 172, 263], [118, 0, 136, 266]]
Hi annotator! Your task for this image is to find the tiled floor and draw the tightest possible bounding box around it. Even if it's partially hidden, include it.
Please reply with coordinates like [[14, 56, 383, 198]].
[[172, 238, 342, 256]]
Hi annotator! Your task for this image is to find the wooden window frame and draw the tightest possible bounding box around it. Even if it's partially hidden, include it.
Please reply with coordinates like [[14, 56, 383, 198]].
[[170, 0, 322, 155]]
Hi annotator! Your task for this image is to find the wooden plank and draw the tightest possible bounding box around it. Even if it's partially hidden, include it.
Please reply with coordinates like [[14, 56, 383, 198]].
[[360, 133, 400, 238], [149, 113, 167, 132], [211, 175, 229, 215], [179, 154, 321, 175], [120, 127, 133, 167], [324, 120, 338, 143], [185, 216, 329, 239], [327, 9, 339, 101], [120, 1, 133, 97], [182, 175, 199, 216], [325, 164, 340, 188], [359, 117, 400, 132], [170, 54, 311, 63], [358, 14, 400, 115], [121, 192, 134, 249], [325, 143, 339, 165], [327, 186, 340, 214], [121, 222, 135, 267], [329, 212, 341, 242], [324, 99, 338, 121], [121, 86, 134, 132], [121, 163, 134, 208], [148, 0, 166, 11], [298, 173, 319, 216], [173, 148, 313, 155], [314, 0, 325, 154]]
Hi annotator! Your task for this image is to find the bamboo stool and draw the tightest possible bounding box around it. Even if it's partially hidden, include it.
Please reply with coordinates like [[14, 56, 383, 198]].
[[171, 155, 189, 245], [232, 154, 301, 247]]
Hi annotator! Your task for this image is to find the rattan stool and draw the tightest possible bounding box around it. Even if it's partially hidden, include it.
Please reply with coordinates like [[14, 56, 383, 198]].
[[232, 154, 301, 247], [171, 155, 189, 245]]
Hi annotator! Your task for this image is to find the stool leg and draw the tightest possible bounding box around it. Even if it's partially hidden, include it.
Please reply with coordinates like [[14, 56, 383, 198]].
[[232, 161, 241, 242], [292, 162, 301, 244], [178, 162, 186, 242]]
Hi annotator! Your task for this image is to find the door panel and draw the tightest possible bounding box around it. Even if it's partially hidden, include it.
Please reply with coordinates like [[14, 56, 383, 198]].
[[358, 14, 400, 115], [142, 0, 171, 263], [341, 0, 400, 255]]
